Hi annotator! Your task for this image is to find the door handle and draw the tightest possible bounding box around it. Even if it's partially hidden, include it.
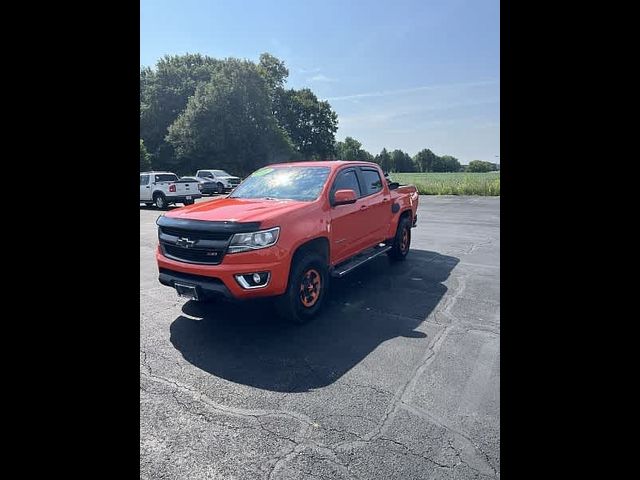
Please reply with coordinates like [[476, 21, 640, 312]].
[[146, 186, 150, 188], [360, 205, 368, 210], [382, 197, 389, 202]]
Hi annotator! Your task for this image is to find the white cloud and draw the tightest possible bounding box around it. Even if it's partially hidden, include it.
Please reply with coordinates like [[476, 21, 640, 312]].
[[295, 66, 321, 74], [326, 80, 498, 101], [307, 74, 337, 83]]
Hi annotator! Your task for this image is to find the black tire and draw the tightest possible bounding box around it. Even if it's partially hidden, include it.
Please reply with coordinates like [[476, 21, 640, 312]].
[[154, 193, 167, 209], [388, 215, 412, 261], [216, 182, 224, 194], [183, 199, 195, 205], [275, 252, 328, 324]]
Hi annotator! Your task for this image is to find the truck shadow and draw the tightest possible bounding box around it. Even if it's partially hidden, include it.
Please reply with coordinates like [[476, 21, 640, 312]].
[[169, 250, 459, 392]]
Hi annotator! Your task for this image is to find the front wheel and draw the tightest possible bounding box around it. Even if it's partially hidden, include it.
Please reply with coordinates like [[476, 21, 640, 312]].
[[275, 253, 328, 324], [388, 216, 412, 261], [216, 182, 224, 194]]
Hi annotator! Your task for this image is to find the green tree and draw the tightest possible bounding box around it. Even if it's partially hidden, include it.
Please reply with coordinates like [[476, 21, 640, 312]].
[[257, 52, 289, 93], [413, 149, 438, 172], [374, 148, 392, 172], [140, 139, 152, 171], [166, 59, 294, 176], [391, 149, 415, 172], [467, 160, 497, 172], [335, 137, 373, 161], [140, 54, 222, 168], [275, 88, 338, 159], [432, 155, 461, 172]]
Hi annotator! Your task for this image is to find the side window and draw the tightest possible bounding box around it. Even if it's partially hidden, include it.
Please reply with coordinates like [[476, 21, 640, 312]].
[[360, 168, 383, 196], [140, 175, 149, 185], [331, 169, 361, 202], [204, 172, 213, 178]]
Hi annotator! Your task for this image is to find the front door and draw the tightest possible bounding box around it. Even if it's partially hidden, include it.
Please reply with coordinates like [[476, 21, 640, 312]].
[[328, 168, 367, 264]]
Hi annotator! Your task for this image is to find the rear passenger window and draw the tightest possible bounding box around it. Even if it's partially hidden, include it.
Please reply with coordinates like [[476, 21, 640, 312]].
[[140, 175, 149, 185], [360, 168, 383, 195], [332, 169, 361, 199]]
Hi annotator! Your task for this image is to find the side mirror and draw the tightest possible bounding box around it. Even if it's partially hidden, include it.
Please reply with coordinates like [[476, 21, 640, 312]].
[[388, 182, 400, 190], [333, 189, 357, 206]]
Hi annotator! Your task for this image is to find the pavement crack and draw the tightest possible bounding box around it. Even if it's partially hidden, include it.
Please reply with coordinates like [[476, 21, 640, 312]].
[[400, 402, 498, 477], [378, 436, 452, 469]]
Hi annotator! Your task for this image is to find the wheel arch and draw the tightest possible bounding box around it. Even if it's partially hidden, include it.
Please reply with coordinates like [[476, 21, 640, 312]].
[[291, 236, 330, 265]]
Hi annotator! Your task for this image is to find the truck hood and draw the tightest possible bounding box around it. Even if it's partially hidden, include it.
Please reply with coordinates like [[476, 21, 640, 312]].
[[166, 197, 310, 224]]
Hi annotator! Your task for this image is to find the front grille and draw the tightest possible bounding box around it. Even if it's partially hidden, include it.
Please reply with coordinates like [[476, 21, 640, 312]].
[[157, 217, 261, 266], [160, 226, 232, 241], [229, 179, 240, 185], [162, 244, 225, 265]]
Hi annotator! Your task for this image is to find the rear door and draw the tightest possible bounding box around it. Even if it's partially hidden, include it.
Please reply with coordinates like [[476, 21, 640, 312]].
[[140, 174, 151, 201], [356, 167, 392, 244], [328, 167, 368, 263]]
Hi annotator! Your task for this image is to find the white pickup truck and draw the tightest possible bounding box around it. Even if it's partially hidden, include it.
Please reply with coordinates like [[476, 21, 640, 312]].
[[140, 171, 202, 209]]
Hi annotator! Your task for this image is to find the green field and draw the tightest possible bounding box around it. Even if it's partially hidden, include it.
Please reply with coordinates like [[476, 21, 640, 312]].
[[390, 172, 500, 196]]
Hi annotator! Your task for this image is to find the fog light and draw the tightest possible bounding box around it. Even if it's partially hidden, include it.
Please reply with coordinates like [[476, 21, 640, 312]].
[[235, 272, 270, 289]]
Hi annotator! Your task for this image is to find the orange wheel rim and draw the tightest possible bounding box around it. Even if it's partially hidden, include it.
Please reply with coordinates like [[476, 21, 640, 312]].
[[299, 268, 321, 307], [400, 228, 409, 253]]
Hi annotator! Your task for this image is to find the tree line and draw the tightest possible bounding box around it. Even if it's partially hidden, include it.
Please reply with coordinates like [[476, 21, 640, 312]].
[[140, 53, 499, 175], [334, 137, 498, 173]]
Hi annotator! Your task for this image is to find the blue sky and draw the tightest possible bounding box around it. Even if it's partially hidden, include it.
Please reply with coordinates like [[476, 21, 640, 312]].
[[141, 0, 500, 164]]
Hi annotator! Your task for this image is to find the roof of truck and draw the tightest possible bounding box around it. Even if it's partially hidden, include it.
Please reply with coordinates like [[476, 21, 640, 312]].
[[266, 160, 379, 169]]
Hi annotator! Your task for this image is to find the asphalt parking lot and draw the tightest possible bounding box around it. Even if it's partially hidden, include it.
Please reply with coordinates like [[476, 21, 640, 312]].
[[140, 195, 500, 479]]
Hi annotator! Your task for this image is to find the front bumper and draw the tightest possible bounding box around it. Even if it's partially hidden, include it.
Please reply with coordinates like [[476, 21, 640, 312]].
[[156, 247, 290, 300], [166, 194, 202, 203], [159, 268, 232, 298]]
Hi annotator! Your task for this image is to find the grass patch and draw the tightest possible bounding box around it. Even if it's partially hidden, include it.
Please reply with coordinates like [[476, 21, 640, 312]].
[[391, 172, 500, 196]]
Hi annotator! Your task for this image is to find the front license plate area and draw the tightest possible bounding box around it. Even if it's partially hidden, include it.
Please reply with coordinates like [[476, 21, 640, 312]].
[[175, 282, 199, 300]]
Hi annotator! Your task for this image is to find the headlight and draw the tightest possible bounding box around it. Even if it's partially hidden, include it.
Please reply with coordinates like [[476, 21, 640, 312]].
[[227, 227, 280, 253]]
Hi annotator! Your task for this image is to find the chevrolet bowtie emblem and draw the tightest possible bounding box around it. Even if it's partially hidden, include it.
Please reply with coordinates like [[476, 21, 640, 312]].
[[176, 237, 196, 248]]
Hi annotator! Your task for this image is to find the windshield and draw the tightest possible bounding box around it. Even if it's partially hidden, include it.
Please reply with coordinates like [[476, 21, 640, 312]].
[[213, 170, 231, 176], [155, 174, 178, 182], [229, 166, 330, 201]]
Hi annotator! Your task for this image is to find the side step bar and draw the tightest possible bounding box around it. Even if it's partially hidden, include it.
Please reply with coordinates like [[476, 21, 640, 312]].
[[331, 244, 392, 278]]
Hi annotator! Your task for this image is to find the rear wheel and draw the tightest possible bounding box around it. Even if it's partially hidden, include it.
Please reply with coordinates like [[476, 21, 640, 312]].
[[388, 216, 412, 261], [275, 253, 328, 324], [154, 193, 167, 209]]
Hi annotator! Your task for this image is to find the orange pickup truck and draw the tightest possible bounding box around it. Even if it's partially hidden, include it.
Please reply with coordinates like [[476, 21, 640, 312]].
[[156, 161, 419, 323]]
